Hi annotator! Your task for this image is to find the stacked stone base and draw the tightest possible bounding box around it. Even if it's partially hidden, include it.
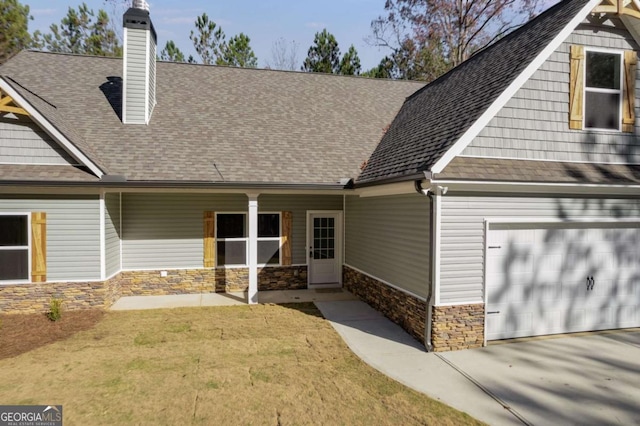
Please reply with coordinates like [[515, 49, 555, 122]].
[[431, 304, 484, 351], [343, 266, 426, 344], [0, 266, 309, 315]]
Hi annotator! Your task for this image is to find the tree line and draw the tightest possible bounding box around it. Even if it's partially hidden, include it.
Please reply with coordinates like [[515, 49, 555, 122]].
[[1, 0, 544, 82]]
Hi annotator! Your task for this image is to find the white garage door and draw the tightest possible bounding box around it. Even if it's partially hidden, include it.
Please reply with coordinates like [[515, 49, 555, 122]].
[[485, 222, 640, 340]]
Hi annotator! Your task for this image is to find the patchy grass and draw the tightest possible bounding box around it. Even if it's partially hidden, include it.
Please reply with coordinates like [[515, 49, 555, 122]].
[[0, 304, 482, 425]]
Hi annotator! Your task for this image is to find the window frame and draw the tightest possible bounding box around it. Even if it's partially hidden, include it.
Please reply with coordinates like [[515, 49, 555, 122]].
[[214, 212, 282, 267], [0, 212, 31, 284], [583, 47, 624, 132]]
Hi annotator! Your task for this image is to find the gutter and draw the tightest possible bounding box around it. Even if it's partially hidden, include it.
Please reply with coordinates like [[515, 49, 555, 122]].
[[353, 172, 426, 189], [415, 176, 436, 352]]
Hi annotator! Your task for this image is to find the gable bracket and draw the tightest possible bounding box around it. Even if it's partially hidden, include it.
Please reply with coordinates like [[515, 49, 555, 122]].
[[592, 0, 640, 19], [0, 89, 29, 117]]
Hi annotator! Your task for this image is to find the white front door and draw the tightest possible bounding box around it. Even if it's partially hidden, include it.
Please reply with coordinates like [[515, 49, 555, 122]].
[[485, 223, 640, 341], [308, 212, 342, 287]]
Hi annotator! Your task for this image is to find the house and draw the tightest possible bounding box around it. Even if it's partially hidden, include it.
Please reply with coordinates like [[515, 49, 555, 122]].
[[1, 0, 639, 351]]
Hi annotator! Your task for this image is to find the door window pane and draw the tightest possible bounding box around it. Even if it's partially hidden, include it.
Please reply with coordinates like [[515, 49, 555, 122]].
[[313, 216, 335, 260]]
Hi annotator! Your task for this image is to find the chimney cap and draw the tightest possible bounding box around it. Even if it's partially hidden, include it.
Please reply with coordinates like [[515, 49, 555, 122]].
[[132, 0, 150, 11]]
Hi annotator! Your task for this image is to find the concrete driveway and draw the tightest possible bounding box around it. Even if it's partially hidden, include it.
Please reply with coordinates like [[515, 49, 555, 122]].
[[315, 300, 640, 426], [440, 330, 640, 425]]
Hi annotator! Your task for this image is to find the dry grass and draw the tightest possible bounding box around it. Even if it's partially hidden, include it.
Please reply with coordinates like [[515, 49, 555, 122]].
[[0, 303, 482, 425]]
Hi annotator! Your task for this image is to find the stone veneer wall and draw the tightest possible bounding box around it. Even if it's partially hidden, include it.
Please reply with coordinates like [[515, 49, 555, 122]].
[[343, 266, 426, 344], [431, 304, 484, 351], [0, 266, 309, 314]]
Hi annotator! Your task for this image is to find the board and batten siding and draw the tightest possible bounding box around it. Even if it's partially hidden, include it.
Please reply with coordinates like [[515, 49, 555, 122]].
[[463, 22, 640, 163], [124, 28, 148, 124], [259, 194, 343, 265], [345, 194, 430, 298], [105, 193, 121, 278], [0, 195, 101, 281], [122, 193, 247, 270], [439, 194, 640, 305], [0, 114, 76, 165]]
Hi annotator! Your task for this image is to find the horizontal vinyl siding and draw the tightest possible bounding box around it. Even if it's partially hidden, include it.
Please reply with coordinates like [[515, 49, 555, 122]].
[[124, 28, 148, 124], [122, 193, 247, 270], [464, 22, 640, 163], [105, 193, 121, 277], [259, 194, 343, 265], [148, 38, 156, 116], [345, 194, 430, 298], [0, 115, 76, 165], [440, 194, 640, 305], [0, 195, 101, 281]]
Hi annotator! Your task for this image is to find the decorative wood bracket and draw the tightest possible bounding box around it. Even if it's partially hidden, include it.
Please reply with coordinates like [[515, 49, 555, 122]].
[[0, 89, 29, 117], [592, 0, 640, 19]]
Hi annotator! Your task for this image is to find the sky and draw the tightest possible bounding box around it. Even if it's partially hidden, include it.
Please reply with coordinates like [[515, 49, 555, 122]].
[[24, 0, 392, 70]]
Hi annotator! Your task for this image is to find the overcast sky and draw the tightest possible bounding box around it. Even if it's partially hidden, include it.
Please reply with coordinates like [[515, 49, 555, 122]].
[[26, 0, 392, 70]]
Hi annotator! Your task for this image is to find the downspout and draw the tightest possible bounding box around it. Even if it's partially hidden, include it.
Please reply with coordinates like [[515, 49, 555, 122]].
[[415, 178, 435, 352]]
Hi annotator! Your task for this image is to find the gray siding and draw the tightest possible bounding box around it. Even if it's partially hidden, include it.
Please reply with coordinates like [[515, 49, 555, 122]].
[[122, 193, 247, 270], [440, 194, 640, 305], [0, 195, 101, 281], [464, 22, 640, 163], [345, 194, 430, 298], [105, 193, 121, 277], [124, 28, 148, 124], [260, 194, 343, 265], [0, 114, 76, 165]]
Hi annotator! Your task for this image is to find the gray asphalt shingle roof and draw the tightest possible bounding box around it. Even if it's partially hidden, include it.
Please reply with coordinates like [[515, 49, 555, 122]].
[[0, 52, 423, 184], [357, 0, 592, 184]]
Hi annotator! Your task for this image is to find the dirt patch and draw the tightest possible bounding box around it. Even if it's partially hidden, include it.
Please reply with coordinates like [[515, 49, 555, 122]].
[[0, 310, 104, 360]]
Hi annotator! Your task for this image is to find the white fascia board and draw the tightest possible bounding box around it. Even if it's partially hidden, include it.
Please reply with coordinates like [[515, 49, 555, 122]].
[[355, 181, 418, 198], [0, 78, 105, 178], [430, 0, 602, 174], [485, 217, 640, 225], [430, 179, 640, 196]]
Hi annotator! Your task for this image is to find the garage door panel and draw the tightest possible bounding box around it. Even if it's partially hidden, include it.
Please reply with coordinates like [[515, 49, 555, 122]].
[[486, 223, 640, 341]]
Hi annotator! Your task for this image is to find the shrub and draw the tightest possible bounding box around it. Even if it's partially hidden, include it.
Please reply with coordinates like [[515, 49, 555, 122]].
[[47, 298, 63, 322]]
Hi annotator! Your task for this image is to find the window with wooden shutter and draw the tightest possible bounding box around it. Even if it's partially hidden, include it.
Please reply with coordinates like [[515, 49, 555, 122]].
[[281, 211, 292, 266], [203, 211, 215, 267], [569, 45, 585, 130], [31, 212, 46, 282], [623, 50, 637, 133]]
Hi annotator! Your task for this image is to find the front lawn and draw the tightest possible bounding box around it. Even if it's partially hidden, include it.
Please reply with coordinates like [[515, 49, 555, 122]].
[[0, 303, 481, 425]]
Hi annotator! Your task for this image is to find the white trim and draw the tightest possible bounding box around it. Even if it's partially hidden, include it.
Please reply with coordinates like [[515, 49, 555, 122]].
[[429, 179, 640, 195], [122, 27, 128, 124], [0, 212, 31, 283], [483, 219, 489, 348], [307, 210, 343, 287], [105, 270, 121, 281], [0, 78, 105, 178], [342, 194, 346, 265], [456, 154, 640, 167], [430, 0, 601, 174], [119, 192, 123, 272], [344, 264, 427, 301], [485, 217, 640, 225], [355, 181, 418, 198], [144, 30, 151, 125], [247, 195, 258, 304], [583, 47, 624, 132], [434, 300, 485, 307], [0, 161, 82, 167], [432, 192, 442, 305], [99, 191, 106, 280]]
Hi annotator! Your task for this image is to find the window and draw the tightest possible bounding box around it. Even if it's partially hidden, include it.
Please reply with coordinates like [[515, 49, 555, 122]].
[[313, 217, 335, 260], [216, 213, 281, 266], [584, 50, 622, 130], [0, 214, 29, 281]]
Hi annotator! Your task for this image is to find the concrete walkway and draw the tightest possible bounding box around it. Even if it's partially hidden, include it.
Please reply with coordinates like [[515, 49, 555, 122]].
[[315, 300, 640, 426], [110, 288, 357, 310]]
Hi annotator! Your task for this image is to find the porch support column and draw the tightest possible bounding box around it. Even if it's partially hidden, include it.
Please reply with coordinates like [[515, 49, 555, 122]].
[[247, 193, 260, 304]]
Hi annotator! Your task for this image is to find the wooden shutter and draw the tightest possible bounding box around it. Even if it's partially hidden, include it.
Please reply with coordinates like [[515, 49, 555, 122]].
[[203, 211, 215, 267], [31, 212, 46, 282], [281, 211, 292, 266], [623, 50, 637, 133], [569, 45, 585, 130]]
